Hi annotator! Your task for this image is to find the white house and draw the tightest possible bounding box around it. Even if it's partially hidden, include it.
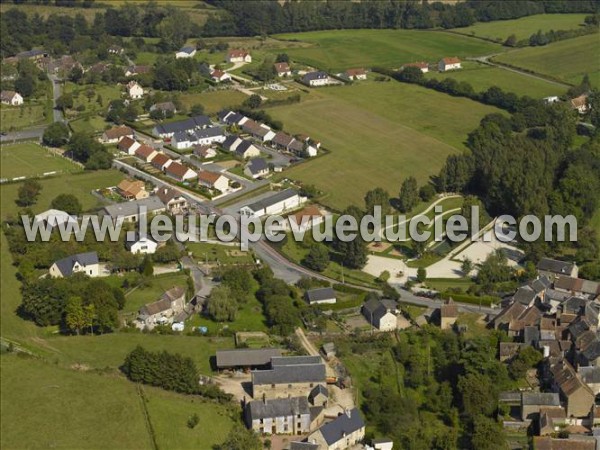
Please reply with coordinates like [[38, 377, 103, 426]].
[[211, 69, 231, 83], [49, 252, 100, 278], [302, 71, 329, 87], [126, 234, 158, 254], [134, 144, 158, 163], [127, 81, 144, 99], [198, 170, 229, 192], [402, 62, 429, 73], [344, 68, 367, 80], [240, 189, 306, 218], [305, 287, 336, 305], [244, 158, 269, 179], [152, 115, 212, 139], [240, 119, 276, 142], [100, 125, 134, 144], [165, 161, 197, 182], [438, 57, 461, 72], [227, 49, 252, 63], [362, 298, 397, 331], [171, 127, 226, 150], [34, 209, 77, 230], [0, 90, 24, 106], [117, 136, 141, 155], [543, 96, 560, 104], [235, 140, 261, 159], [274, 62, 292, 77], [175, 46, 196, 59]]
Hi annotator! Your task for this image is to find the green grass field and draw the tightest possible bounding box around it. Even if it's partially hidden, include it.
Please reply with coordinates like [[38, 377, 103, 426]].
[[494, 33, 600, 87], [188, 297, 269, 333], [269, 81, 501, 210], [0, 103, 49, 131], [64, 82, 123, 116], [180, 90, 248, 115], [272, 29, 502, 72], [425, 60, 564, 98], [187, 242, 255, 265], [69, 114, 111, 134], [0, 143, 81, 179], [451, 13, 589, 41]]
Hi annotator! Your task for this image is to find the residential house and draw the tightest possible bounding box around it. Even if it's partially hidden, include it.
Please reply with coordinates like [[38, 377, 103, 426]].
[[125, 65, 150, 77], [240, 189, 305, 218], [571, 94, 589, 114], [543, 96, 560, 104], [156, 187, 188, 214], [555, 276, 600, 300], [150, 152, 173, 171], [362, 298, 397, 331], [521, 392, 560, 420], [289, 139, 317, 157], [116, 179, 149, 200], [538, 258, 578, 280], [152, 115, 212, 139], [538, 406, 567, 436], [288, 205, 324, 232], [244, 158, 269, 179], [308, 384, 329, 407], [221, 135, 243, 152], [440, 298, 458, 330], [102, 196, 166, 223], [550, 359, 595, 418], [438, 57, 461, 72], [134, 144, 158, 163], [126, 233, 158, 254], [137, 286, 186, 329], [241, 119, 276, 142], [402, 62, 429, 73], [117, 136, 141, 155], [127, 81, 144, 99], [272, 132, 295, 151], [215, 348, 283, 371], [150, 101, 177, 115], [49, 252, 99, 278], [344, 68, 367, 80], [305, 287, 336, 305], [198, 170, 229, 192], [274, 62, 292, 77], [193, 144, 217, 159], [227, 49, 252, 63], [171, 127, 226, 150], [165, 161, 197, 182], [302, 71, 329, 87], [307, 408, 365, 450], [244, 396, 318, 435], [578, 366, 600, 394], [251, 355, 326, 400], [100, 125, 134, 144], [235, 140, 261, 159], [0, 90, 23, 106], [218, 110, 248, 126], [211, 69, 231, 83], [108, 45, 124, 55], [33, 209, 77, 230], [175, 46, 196, 59]]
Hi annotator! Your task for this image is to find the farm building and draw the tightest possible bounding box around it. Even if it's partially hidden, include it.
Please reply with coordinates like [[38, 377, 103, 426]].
[[305, 287, 336, 305], [215, 348, 283, 371], [244, 396, 320, 435], [307, 408, 365, 450]]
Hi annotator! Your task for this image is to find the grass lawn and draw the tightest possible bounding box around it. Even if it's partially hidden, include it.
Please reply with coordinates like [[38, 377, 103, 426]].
[[451, 13, 590, 42], [269, 81, 501, 211], [180, 90, 248, 115], [272, 29, 502, 72], [64, 82, 123, 116], [69, 114, 111, 134], [0, 103, 49, 131], [0, 169, 125, 219], [121, 272, 192, 315], [135, 51, 160, 65], [187, 297, 268, 333], [0, 142, 81, 179], [425, 277, 475, 292], [494, 33, 600, 87], [425, 60, 564, 98], [186, 241, 255, 265]]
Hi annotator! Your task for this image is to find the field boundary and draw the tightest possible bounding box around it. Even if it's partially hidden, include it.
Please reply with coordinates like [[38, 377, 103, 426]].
[[136, 384, 159, 450]]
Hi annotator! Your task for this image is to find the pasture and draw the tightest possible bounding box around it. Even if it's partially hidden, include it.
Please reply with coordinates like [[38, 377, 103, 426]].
[[180, 89, 248, 115], [0, 143, 81, 179], [425, 61, 565, 98], [268, 80, 501, 211], [0, 103, 48, 131], [494, 33, 600, 87], [451, 13, 590, 41], [272, 29, 502, 72]]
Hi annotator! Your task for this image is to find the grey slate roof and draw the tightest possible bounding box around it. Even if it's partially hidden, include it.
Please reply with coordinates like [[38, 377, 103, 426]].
[[582, 340, 600, 362], [521, 392, 560, 406], [154, 115, 211, 135], [306, 287, 336, 303], [53, 251, 98, 276], [290, 442, 319, 450], [246, 158, 268, 175], [308, 384, 328, 402], [103, 196, 165, 219], [243, 189, 299, 214], [363, 298, 395, 323], [173, 126, 224, 143], [579, 366, 600, 384], [303, 71, 328, 82], [537, 258, 576, 275], [523, 326, 540, 346], [222, 135, 240, 151], [235, 140, 256, 157], [178, 46, 195, 54], [318, 408, 365, 446], [246, 396, 309, 421], [531, 276, 552, 293], [252, 356, 325, 385], [513, 286, 536, 305], [218, 110, 245, 125], [215, 348, 282, 369], [563, 296, 588, 314]]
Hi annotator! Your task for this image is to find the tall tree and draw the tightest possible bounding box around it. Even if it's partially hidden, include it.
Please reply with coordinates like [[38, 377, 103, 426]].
[[398, 176, 419, 212]]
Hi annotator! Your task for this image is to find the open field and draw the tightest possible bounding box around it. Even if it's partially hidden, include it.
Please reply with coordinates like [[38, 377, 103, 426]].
[[188, 297, 268, 333], [493, 33, 600, 87], [69, 114, 111, 134], [269, 81, 501, 210], [0, 143, 81, 179], [187, 241, 255, 265], [272, 29, 502, 72], [425, 61, 564, 98], [180, 89, 248, 115], [1, 354, 234, 450], [0, 103, 48, 131], [451, 14, 590, 41], [64, 82, 123, 116]]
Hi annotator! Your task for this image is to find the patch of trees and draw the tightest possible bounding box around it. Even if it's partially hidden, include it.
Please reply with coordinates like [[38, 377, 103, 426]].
[[206, 266, 256, 322], [504, 19, 600, 47], [66, 131, 113, 169], [20, 274, 123, 332], [122, 345, 232, 401]]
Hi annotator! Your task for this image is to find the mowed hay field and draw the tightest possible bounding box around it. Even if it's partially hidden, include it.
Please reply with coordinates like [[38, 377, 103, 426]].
[[0, 355, 233, 450], [272, 29, 502, 71], [425, 61, 564, 97], [494, 33, 600, 87], [451, 13, 590, 41], [0, 143, 81, 179], [269, 81, 502, 210]]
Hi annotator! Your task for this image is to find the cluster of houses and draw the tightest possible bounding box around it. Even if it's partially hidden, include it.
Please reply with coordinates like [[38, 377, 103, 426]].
[[215, 349, 366, 449], [400, 57, 462, 74], [491, 258, 600, 448], [136, 285, 187, 330]]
